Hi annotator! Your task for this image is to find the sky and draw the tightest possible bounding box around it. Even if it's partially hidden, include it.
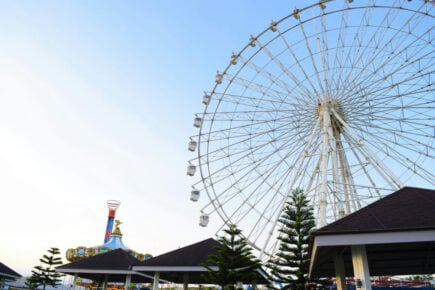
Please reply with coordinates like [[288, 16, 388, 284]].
[[0, 0, 297, 276]]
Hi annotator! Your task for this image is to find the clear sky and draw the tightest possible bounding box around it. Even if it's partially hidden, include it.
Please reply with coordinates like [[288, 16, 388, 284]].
[[0, 0, 296, 276]]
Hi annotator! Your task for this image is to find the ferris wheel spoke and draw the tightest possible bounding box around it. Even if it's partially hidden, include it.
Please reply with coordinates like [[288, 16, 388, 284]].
[[355, 126, 435, 184], [344, 35, 403, 91], [276, 26, 323, 97], [298, 17, 327, 95], [244, 118, 326, 249], [197, 121, 311, 152], [241, 39, 315, 99], [352, 41, 433, 98], [346, 15, 433, 94], [317, 6, 334, 94], [341, 133, 387, 201], [331, 107, 403, 187], [330, 1, 353, 93], [355, 108, 434, 143], [356, 4, 413, 65], [203, 129, 322, 242], [223, 72, 313, 106], [338, 5, 377, 87], [349, 81, 432, 121], [228, 58, 316, 106], [212, 92, 298, 112], [199, 125, 310, 205], [256, 120, 327, 251]]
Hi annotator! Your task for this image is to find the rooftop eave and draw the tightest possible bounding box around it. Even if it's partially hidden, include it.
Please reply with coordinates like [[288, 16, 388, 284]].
[[313, 228, 435, 247], [56, 268, 137, 275], [132, 266, 216, 272], [0, 273, 22, 280], [313, 226, 435, 236]]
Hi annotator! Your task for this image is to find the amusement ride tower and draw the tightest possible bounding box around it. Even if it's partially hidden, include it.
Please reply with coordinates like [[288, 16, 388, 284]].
[[104, 200, 121, 243], [65, 200, 151, 262]]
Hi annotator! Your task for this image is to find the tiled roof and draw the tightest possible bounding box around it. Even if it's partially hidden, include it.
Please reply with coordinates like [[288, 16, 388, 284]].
[[136, 238, 220, 267], [0, 262, 21, 279], [56, 249, 153, 283], [134, 238, 269, 284], [57, 248, 140, 270], [314, 186, 435, 235]]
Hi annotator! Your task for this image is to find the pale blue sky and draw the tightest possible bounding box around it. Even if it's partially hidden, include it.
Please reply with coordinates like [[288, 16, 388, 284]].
[[0, 0, 294, 276]]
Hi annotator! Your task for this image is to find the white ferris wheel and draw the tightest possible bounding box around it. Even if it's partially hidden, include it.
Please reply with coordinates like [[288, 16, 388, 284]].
[[187, 0, 434, 258]]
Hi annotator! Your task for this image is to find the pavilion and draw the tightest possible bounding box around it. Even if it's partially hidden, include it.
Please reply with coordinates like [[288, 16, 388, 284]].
[[133, 238, 269, 290], [56, 248, 154, 289], [309, 186, 435, 290], [58, 238, 269, 290], [0, 262, 22, 289]]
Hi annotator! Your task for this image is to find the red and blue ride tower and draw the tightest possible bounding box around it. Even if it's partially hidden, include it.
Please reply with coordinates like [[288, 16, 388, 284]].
[[65, 199, 151, 262], [104, 200, 121, 243]]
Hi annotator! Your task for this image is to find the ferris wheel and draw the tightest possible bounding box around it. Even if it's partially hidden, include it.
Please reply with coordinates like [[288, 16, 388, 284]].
[[187, 0, 434, 258]]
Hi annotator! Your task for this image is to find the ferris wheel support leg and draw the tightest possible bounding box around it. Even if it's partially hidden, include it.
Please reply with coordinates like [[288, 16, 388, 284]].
[[336, 138, 352, 215], [338, 139, 360, 213], [331, 108, 403, 189], [327, 118, 345, 219], [318, 107, 333, 227]]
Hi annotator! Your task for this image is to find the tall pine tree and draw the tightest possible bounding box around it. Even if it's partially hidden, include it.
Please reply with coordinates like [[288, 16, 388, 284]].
[[201, 224, 263, 290], [26, 247, 64, 290], [268, 189, 315, 290]]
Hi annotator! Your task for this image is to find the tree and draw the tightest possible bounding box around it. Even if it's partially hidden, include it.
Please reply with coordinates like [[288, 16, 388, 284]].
[[408, 274, 433, 282], [26, 247, 64, 290], [201, 224, 263, 290], [267, 189, 316, 290]]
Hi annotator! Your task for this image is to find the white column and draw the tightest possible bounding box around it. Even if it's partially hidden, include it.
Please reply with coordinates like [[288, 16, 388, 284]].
[[351, 245, 371, 290], [72, 273, 79, 290], [152, 272, 160, 290], [334, 252, 347, 290], [103, 274, 109, 290], [125, 274, 131, 290], [183, 273, 189, 290]]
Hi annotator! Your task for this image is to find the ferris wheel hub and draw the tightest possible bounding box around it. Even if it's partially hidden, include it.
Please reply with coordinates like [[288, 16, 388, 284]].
[[317, 98, 344, 131], [317, 98, 340, 112]]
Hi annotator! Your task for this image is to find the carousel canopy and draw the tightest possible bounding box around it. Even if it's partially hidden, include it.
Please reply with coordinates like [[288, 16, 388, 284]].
[[66, 220, 151, 262]]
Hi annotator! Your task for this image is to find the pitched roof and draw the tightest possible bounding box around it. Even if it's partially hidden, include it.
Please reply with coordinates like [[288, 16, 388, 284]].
[[314, 186, 435, 235], [134, 238, 269, 284], [56, 249, 153, 283], [136, 238, 220, 267], [309, 187, 435, 277], [57, 248, 140, 270], [0, 262, 21, 280]]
